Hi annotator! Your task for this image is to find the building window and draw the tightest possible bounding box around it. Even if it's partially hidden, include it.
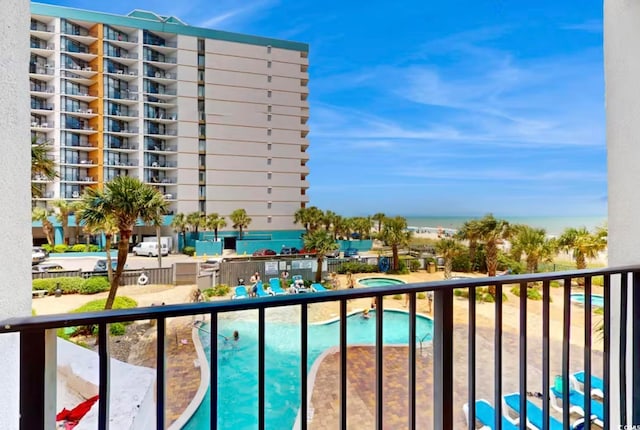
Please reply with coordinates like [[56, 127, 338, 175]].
[[198, 70, 205, 81], [267, 158, 272, 165], [199, 201, 206, 212], [267, 172, 272, 180], [267, 45, 271, 54], [267, 129, 272, 136], [267, 105, 272, 113], [198, 85, 205, 97], [267, 75, 272, 83], [267, 201, 272, 209], [267, 216, 272, 224], [267, 114, 271, 122], [198, 54, 205, 67], [267, 61, 271, 68], [267, 90, 272, 98], [199, 155, 206, 168], [199, 139, 206, 151], [267, 143, 272, 150], [197, 39, 205, 52], [267, 186, 272, 194]]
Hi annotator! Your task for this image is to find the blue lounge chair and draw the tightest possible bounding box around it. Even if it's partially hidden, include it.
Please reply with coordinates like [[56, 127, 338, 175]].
[[463, 399, 518, 430], [232, 286, 248, 299], [572, 371, 604, 398], [311, 283, 327, 292], [550, 386, 603, 427], [254, 281, 271, 298], [503, 393, 586, 430], [269, 278, 286, 295]]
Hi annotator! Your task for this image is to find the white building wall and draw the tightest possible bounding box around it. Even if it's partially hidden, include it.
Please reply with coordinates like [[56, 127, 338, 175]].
[[0, 2, 31, 428], [604, 0, 640, 425]]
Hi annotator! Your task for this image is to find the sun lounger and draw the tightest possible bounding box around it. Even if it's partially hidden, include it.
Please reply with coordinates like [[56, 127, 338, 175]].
[[254, 281, 272, 298], [463, 399, 518, 430], [232, 286, 248, 299], [550, 386, 603, 427], [503, 392, 586, 430], [269, 278, 286, 295], [571, 371, 604, 398], [311, 283, 327, 292]]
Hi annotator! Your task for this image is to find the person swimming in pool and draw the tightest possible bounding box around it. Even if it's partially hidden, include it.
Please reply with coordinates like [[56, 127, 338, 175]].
[[362, 308, 370, 319]]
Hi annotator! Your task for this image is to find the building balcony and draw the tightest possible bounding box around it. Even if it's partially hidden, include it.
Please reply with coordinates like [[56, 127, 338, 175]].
[[30, 84, 55, 95], [105, 143, 138, 151], [60, 141, 98, 151], [61, 158, 97, 167], [29, 64, 55, 77], [146, 160, 177, 169], [106, 126, 139, 136], [143, 55, 177, 65], [146, 144, 177, 153], [30, 121, 54, 129], [60, 124, 96, 135], [145, 128, 178, 138], [2, 267, 636, 429], [104, 160, 138, 168]]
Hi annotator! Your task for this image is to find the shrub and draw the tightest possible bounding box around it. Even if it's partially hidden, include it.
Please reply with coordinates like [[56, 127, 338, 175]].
[[454, 287, 507, 303], [510, 285, 543, 300], [497, 252, 525, 274], [42, 244, 53, 254], [70, 244, 89, 252], [392, 294, 402, 300], [183, 246, 195, 256], [72, 296, 138, 336], [451, 254, 471, 272], [408, 259, 421, 272], [550, 280, 561, 288], [32, 277, 85, 295], [336, 261, 378, 274], [417, 292, 426, 300], [88, 244, 100, 252], [79, 277, 110, 294], [203, 284, 231, 297], [592, 276, 604, 287], [53, 244, 68, 254]]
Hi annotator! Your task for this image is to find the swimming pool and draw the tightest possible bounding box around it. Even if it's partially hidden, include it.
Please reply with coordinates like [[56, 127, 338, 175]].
[[570, 293, 604, 308], [358, 277, 406, 287], [183, 309, 432, 429]]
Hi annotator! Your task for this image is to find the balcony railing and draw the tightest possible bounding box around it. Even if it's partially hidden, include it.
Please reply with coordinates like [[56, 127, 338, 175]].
[[1, 266, 638, 429]]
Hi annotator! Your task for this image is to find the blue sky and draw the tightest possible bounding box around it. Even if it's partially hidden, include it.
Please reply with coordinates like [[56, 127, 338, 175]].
[[39, 0, 606, 217]]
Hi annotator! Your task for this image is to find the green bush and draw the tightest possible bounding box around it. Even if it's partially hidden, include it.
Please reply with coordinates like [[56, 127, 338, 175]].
[[453, 287, 507, 303], [70, 244, 89, 252], [497, 252, 525, 274], [592, 276, 604, 286], [32, 277, 85, 295], [417, 292, 426, 300], [54, 244, 69, 254], [336, 261, 378, 274], [408, 259, 421, 272], [88, 244, 100, 252], [510, 285, 544, 300], [550, 280, 561, 288], [183, 246, 196, 256], [80, 277, 110, 294], [392, 294, 402, 300], [60, 297, 138, 337], [203, 284, 231, 298], [387, 261, 410, 275], [41, 244, 53, 254], [452, 254, 471, 272]]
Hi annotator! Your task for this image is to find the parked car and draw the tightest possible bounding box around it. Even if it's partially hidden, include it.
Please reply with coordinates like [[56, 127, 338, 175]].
[[132, 242, 168, 257], [299, 248, 317, 255], [344, 248, 359, 258], [32, 247, 47, 265], [325, 249, 340, 258], [93, 259, 128, 272], [32, 263, 65, 273], [280, 246, 300, 255], [252, 249, 276, 256]]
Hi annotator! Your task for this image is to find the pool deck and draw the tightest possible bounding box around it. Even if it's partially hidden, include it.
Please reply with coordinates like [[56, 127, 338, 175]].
[[123, 272, 604, 428]]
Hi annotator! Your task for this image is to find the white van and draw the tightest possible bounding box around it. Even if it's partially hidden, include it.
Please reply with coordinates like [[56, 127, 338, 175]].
[[132, 242, 168, 257]]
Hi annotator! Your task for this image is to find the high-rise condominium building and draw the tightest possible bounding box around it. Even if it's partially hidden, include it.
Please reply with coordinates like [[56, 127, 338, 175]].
[[29, 3, 310, 230]]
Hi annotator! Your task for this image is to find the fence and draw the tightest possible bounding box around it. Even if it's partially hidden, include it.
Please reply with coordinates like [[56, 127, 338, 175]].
[[32, 267, 174, 286]]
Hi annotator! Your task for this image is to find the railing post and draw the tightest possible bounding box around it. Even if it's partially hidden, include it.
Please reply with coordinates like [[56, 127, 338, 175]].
[[632, 271, 640, 424], [433, 287, 453, 429], [20, 328, 57, 430]]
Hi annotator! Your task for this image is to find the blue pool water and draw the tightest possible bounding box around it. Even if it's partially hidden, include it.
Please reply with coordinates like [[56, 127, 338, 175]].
[[183, 309, 432, 429], [570, 293, 604, 308], [358, 277, 405, 287]]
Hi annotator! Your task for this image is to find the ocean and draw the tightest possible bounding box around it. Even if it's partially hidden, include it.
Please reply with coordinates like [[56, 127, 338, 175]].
[[404, 215, 607, 237]]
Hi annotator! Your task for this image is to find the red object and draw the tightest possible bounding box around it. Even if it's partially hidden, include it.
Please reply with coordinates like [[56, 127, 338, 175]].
[[56, 395, 99, 423]]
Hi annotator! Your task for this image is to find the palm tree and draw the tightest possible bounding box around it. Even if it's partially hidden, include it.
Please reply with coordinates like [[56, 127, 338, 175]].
[[70, 201, 83, 245], [475, 214, 511, 296], [510, 225, 558, 273], [83, 214, 119, 282], [558, 227, 608, 271], [322, 210, 337, 232], [32, 207, 55, 246], [294, 207, 311, 232], [206, 213, 227, 241], [332, 215, 348, 240], [230, 209, 251, 240], [303, 229, 338, 283], [170, 213, 188, 251], [372, 212, 386, 233], [79, 176, 168, 309], [352, 216, 373, 240], [31, 137, 57, 198], [456, 219, 482, 271], [306, 206, 324, 232], [435, 238, 465, 279], [379, 216, 412, 271], [140, 192, 169, 268], [186, 211, 204, 240], [52, 199, 72, 245]]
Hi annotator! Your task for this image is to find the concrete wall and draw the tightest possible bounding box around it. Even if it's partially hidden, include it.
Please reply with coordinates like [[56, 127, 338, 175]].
[[0, 2, 31, 428], [604, 0, 640, 425]]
